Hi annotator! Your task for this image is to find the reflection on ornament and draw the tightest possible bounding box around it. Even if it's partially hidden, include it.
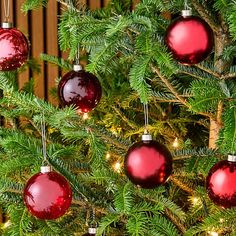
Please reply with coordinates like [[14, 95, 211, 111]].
[[165, 11, 213, 65], [124, 134, 172, 189], [206, 155, 236, 208], [58, 65, 102, 113], [0, 24, 29, 71], [173, 137, 179, 148], [24, 166, 72, 219]]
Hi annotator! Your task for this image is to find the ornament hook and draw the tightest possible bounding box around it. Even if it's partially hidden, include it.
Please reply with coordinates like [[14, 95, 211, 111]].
[[40, 112, 48, 165], [182, 0, 192, 17], [74, 43, 82, 71], [143, 103, 149, 134], [3, 0, 10, 22]]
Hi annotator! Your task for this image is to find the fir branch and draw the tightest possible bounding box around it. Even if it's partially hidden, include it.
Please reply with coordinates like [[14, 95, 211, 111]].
[[111, 105, 137, 130], [164, 208, 186, 234], [170, 176, 194, 195], [191, 0, 219, 33], [194, 64, 220, 78]]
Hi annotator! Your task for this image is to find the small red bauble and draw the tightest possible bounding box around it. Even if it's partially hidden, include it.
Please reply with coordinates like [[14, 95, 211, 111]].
[[124, 134, 172, 189], [0, 24, 29, 70], [165, 11, 213, 65], [58, 65, 102, 113], [23, 166, 72, 220], [206, 155, 236, 208]]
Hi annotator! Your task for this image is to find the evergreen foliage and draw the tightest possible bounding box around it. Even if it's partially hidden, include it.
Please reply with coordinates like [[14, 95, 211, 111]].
[[0, 0, 236, 235]]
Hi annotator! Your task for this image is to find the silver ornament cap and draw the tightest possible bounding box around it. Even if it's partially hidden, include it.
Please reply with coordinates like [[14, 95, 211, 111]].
[[40, 165, 52, 173], [181, 9, 192, 17], [142, 133, 152, 142], [88, 227, 97, 234], [73, 64, 82, 72], [1, 22, 13, 29], [228, 154, 236, 162]]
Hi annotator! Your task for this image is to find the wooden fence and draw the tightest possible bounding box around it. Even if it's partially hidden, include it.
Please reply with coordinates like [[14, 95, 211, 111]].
[[1, 0, 140, 104]]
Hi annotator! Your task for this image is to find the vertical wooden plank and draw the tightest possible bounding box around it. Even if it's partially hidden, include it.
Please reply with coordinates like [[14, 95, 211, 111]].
[[89, 0, 101, 9], [104, 0, 110, 7], [46, 1, 59, 104], [16, 0, 29, 90], [31, 8, 45, 99]]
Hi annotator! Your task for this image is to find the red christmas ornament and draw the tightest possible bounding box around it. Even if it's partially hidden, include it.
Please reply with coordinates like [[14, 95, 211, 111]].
[[58, 65, 102, 113], [206, 155, 236, 208], [124, 134, 172, 189], [0, 22, 29, 71], [24, 166, 72, 220], [165, 10, 213, 65]]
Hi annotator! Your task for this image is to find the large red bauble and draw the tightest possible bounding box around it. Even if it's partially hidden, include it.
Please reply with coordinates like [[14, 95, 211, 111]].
[[124, 140, 172, 189], [165, 16, 214, 64], [0, 27, 29, 70], [206, 160, 236, 208], [58, 69, 102, 113], [23, 171, 72, 219]]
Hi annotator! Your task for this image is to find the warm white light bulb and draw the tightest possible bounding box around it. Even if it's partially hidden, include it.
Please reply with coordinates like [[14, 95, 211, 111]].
[[113, 162, 121, 173], [106, 153, 111, 160], [173, 137, 179, 148], [208, 231, 218, 236], [83, 113, 89, 120]]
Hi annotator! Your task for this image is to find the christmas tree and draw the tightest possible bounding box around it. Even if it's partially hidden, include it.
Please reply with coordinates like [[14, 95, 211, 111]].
[[0, 0, 236, 235]]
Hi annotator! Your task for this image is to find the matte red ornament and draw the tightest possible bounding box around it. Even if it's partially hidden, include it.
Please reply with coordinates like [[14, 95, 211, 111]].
[[124, 134, 172, 189], [23, 166, 72, 219], [58, 65, 102, 113], [0, 25, 29, 71], [206, 155, 236, 208], [165, 13, 213, 65]]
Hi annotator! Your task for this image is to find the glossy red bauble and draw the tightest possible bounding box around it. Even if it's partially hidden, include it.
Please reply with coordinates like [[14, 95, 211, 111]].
[[0, 27, 29, 70], [165, 15, 214, 65], [58, 68, 102, 113], [124, 139, 172, 189], [206, 160, 236, 208], [24, 170, 72, 219]]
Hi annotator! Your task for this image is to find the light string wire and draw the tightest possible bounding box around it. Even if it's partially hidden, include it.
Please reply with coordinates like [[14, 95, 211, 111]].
[[3, 0, 10, 22], [143, 103, 149, 134], [41, 112, 47, 165]]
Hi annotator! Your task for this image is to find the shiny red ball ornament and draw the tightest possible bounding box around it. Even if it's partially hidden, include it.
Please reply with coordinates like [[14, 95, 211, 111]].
[[124, 134, 173, 189], [206, 155, 236, 208], [0, 22, 29, 71], [58, 65, 102, 113], [165, 10, 214, 65], [24, 166, 72, 220]]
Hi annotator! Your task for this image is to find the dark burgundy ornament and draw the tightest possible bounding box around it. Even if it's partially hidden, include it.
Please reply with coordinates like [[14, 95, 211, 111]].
[[206, 155, 236, 208], [58, 65, 102, 113], [165, 10, 214, 65], [0, 22, 29, 71], [24, 166, 72, 220], [82, 227, 97, 236], [124, 134, 173, 189]]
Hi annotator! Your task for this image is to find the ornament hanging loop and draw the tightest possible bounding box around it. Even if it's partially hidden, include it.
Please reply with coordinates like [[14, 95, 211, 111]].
[[74, 43, 82, 71], [143, 103, 149, 134], [40, 112, 48, 166], [182, 0, 192, 17], [3, 0, 10, 22]]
